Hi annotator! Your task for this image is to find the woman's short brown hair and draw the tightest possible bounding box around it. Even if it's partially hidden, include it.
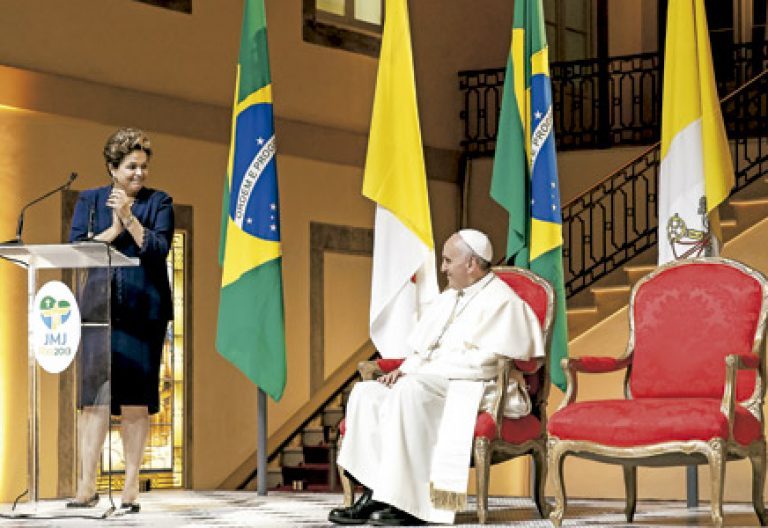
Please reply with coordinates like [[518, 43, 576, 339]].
[[103, 127, 152, 171]]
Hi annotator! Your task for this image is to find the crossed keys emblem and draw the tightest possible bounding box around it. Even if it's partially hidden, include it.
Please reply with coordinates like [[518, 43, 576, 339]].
[[666, 196, 714, 259]]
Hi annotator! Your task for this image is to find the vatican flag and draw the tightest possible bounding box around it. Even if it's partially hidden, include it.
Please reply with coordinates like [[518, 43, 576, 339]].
[[362, 0, 438, 358], [658, 0, 734, 265]]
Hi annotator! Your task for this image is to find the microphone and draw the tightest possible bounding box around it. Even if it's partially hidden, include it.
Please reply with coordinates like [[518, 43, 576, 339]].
[[86, 204, 96, 240], [3, 172, 78, 245]]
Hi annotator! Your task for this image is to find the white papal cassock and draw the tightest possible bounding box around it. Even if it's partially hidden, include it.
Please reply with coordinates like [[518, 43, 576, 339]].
[[338, 272, 545, 523]]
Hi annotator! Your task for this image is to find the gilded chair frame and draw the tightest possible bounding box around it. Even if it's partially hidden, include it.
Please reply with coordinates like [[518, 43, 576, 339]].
[[547, 257, 768, 528], [473, 266, 554, 523], [337, 266, 555, 524]]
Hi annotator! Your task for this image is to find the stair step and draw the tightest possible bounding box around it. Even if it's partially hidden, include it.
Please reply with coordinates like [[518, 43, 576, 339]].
[[282, 463, 332, 486], [323, 408, 344, 427], [281, 446, 304, 466], [730, 198, 768, 230], [567, 306, 600, 339], [271, 483, 332, 492], [567, 306, 598, 315], [302, 427, 325, 446], [624, 264, 656, 286], [730, 197, 768, 206], [340, 385, 355, 407], [590, 284, 632, 294], [589, 285, 632, 317], [244, 467, 283, 491], [721, 218, 739, 241]]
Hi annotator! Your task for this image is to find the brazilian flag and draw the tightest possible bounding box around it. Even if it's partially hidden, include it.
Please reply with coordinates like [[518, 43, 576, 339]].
[[216, 0, 286, 401], [490, 0, 569, 391]]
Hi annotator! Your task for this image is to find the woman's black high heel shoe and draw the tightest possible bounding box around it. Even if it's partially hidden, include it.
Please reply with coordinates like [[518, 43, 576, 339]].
[[66, 493, 99, 508]]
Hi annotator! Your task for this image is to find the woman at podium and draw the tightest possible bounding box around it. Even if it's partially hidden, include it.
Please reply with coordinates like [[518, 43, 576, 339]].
[[67, 127, 174, 513]]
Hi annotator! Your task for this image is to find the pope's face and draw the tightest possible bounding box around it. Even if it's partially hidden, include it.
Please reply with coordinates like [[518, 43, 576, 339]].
[[441, 235, 473, 290], [111, 150, 148, 197]]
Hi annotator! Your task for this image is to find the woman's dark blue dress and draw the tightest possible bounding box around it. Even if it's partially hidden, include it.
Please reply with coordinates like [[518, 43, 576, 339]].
[[69, 185, 174, 415]]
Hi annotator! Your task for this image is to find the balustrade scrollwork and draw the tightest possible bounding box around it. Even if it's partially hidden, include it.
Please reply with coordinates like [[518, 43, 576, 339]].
[[459, 42, 768, 155]]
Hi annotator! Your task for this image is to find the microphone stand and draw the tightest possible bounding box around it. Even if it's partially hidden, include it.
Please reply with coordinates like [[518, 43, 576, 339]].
[[1, 172, 78, 245]]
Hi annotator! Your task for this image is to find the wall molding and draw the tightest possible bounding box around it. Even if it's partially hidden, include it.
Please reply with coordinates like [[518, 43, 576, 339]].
[[308, 222, 373, 393], [0, 64, 460, 182]]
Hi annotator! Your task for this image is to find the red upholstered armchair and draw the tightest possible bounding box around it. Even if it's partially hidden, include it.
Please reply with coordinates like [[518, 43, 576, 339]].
[[338, 266, 554, 523], [547, 257, 768, 528]]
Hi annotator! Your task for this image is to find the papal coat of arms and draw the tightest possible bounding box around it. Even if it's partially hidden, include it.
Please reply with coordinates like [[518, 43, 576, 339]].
[[666, 196, 714, 259]]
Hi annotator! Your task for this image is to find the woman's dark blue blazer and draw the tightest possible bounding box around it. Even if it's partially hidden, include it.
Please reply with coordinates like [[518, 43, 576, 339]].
[[69, 185, 174, 323]]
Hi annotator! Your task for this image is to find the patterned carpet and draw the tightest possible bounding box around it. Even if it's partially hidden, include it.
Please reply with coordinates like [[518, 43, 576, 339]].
[[0, 490, 761, 527]]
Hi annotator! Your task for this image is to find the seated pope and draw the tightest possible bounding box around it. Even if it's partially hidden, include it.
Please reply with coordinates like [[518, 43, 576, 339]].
[[329, 229, 545, 526]]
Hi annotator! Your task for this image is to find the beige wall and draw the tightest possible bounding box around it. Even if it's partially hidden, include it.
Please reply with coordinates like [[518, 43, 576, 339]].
[[610, 0, 659, 56]]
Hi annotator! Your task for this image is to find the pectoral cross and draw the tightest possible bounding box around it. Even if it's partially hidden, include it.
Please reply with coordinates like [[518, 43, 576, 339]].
[[428, 290, 464, 353]]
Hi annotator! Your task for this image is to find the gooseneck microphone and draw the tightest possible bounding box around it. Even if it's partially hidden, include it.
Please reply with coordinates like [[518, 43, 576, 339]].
[[86, 204, 96, 240], [2, 172, 78, 245]]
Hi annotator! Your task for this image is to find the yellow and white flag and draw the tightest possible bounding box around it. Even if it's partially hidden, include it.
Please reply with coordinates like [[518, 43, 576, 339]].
[[658, 0, 734, 265], [362, 0, 438, 358]]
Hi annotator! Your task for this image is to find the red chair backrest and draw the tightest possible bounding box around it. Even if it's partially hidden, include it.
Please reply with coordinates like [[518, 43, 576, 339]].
[[495, 268, 552, 330], [629, 259, 767, 401]]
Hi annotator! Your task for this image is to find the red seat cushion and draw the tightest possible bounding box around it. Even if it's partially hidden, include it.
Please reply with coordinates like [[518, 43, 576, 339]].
[[548, 398, 763, 447], [474, 411, 542, 443], [342, 412, 542, 445], [377, 358, 405, 372]]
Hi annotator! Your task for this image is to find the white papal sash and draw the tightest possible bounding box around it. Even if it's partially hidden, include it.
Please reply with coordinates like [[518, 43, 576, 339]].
[[428, 380, 485, 511]]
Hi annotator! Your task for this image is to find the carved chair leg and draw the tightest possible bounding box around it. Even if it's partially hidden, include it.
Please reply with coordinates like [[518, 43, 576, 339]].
[[474, 438, 492, 524], [749, 440, 767, 526], [531, 444, 550, 519], [548, 439, 567, 527], [706, 439, 726, 528], [338, 463, 355, 508], [622, 464, 637, 522]]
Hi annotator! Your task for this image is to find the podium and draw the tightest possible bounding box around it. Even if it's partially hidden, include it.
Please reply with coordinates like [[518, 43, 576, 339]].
[[0, 242, 138, 508]]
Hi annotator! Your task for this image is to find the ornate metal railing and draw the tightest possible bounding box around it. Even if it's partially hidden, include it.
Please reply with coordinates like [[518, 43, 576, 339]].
[[460, 41, 768, 155], [562, 70, 768, 296]]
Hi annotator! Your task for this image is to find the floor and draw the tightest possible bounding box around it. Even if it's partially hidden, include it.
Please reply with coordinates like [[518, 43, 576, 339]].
[[0, 490, 762, 527]]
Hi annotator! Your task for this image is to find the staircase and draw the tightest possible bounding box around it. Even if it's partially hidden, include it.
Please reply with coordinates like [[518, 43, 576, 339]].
[[563, 70, 768, 338], [567, 172, 768, 339], [220, 343, 375, 493], [242, 387, 352, 492]]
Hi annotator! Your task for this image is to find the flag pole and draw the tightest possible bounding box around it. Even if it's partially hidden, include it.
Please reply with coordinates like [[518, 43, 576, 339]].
[[257, 388, 268, 495]]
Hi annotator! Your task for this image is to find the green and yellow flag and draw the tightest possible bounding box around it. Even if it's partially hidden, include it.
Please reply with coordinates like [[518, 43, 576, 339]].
[[216, 0, 286, 401], [490, 0, 568, 390]]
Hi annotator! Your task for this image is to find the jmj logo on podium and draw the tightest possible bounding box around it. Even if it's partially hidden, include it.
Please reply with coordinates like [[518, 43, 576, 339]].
[[32, 281, 81, 373], [40, 295, 71, 332]]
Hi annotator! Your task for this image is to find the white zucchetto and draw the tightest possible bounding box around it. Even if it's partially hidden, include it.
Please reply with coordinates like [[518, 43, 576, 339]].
[[457, 229, 493, 262]]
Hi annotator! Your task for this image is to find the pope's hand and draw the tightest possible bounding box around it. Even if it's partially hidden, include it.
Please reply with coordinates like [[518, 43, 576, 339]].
[[378, 368, 404, 387]]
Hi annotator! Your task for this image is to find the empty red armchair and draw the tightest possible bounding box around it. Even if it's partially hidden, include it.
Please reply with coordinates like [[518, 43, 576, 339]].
[[338, 266, 554, 523], [547, 257, 768, 528]]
